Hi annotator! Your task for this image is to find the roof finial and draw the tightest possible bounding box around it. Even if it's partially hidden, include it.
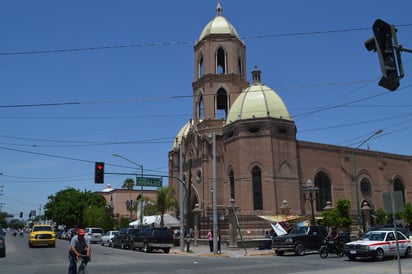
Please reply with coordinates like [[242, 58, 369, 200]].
[[216, 1, 223, 16], [252, 65, 262, 84]]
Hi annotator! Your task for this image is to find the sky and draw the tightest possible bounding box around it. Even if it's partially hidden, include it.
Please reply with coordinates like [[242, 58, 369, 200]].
[[0, 0, 411, 219]]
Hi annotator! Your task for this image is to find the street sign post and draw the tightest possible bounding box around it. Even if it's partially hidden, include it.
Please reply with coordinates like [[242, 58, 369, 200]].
[[136, 177, 163, 187]]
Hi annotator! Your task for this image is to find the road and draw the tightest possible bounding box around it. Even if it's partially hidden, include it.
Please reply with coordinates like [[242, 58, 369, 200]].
[[2, 234, 412, 274]]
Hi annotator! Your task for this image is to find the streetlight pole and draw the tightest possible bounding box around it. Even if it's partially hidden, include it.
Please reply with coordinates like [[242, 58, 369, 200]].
[[302, 179, 319, 225], [113, 153, 144, 227], [352, 129, 383, 233]]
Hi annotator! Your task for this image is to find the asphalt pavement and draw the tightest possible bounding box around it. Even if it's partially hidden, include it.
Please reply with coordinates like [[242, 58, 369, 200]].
[[170, 243, 412, 274]]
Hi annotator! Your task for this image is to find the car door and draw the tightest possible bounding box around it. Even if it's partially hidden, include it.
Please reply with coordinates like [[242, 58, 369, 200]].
[[307, 227, 320, 250], [396, 231, 408, 254], [385, 232, 396, 256]]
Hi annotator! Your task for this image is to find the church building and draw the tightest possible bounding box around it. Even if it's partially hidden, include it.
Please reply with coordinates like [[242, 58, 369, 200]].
[[168, 3, 411, 239]]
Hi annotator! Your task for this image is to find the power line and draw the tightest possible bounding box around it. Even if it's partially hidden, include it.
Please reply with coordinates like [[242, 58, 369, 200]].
[[1, 24, 411, 56]]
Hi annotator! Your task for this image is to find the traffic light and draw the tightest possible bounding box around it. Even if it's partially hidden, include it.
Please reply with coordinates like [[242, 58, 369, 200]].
[[19, 212, 23, 218], [365, 19, 400, 91], [94, 162, 105, 184]]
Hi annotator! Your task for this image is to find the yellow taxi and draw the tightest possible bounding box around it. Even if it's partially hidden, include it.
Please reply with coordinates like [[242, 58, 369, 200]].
[[29, 224, 56, 248]]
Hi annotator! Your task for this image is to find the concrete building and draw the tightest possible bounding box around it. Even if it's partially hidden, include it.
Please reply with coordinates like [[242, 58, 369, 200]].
[[167, 3, 411, 239]]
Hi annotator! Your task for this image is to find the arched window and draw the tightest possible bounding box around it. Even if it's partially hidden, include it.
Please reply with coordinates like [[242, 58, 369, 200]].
[[198, 54, 204, 79], [393, 177, 405, 203], [197, 93, 204, 120], [216, 88, 229, 119], [252, 166, 263, 210], [216, 47, 226, 74], [237, 56, 243, 76], [229, 170, 235, 200], [314, 172, 332, 211], [360, 178, 372, 198]]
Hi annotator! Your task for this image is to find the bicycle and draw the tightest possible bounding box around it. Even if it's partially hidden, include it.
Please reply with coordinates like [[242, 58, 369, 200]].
[[77, 255, 90, 274]]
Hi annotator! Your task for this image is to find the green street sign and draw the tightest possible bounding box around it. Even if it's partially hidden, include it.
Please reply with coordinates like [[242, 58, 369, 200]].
[[136, 177, 163, 187]]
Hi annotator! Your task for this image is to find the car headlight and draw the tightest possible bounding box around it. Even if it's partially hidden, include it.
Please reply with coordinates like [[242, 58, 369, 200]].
[[360, 245, 369, 250], [285, 238, 293, 244]]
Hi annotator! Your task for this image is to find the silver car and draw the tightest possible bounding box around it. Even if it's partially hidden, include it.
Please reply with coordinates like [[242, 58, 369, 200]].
[[101, 230, 118, 247], [85, 227, 104, 244]]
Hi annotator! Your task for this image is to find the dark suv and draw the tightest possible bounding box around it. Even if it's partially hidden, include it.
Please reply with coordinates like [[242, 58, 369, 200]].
[[112, 228, 139, 249], [272, 225, 328, 256], [131, 227, 174, 253]]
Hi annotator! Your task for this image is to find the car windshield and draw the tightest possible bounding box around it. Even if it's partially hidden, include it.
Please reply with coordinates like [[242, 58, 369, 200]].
[[289, 226, 308, 235], [91, 229, 103, 233], [360, 232, 385, 241], [33, 226, 52, 232]]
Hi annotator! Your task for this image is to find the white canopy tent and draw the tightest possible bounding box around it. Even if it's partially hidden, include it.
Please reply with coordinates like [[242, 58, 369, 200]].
[[129, 214, 180, 228]]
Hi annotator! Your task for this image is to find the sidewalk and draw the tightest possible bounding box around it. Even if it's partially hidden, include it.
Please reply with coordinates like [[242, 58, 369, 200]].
[[171, 243, 275, 258]]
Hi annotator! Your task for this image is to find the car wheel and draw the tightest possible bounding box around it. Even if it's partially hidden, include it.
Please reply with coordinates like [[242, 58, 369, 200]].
[[404, 246, 411, 258], [375, 248, 384, 261], [143, 242, 151, 253], [348, 255, 356, 261], [164, 248, 170, 254], [275, 250, 284, 256], [295, 244, 305, 256]]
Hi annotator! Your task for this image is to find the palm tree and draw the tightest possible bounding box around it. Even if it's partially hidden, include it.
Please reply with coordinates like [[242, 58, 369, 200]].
[[122, 178, 135, 190], [156, 186, 178, 227]]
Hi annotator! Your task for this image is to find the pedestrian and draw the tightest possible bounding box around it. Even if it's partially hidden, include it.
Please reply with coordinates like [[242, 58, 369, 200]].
[[207, 230, 213, 252], [217, 231, 221, 254]]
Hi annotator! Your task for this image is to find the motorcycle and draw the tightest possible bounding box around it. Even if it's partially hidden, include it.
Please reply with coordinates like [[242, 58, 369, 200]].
[[319, 237, 344, 258]]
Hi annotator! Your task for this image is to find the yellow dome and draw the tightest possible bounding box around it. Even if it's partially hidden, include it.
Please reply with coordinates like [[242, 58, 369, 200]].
[[226, 68, 292, 124], [172, 119, 195, 150], [199, 3, 240, 41]]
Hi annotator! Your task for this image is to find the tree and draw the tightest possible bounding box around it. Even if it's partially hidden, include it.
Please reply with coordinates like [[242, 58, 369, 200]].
[[322, 199, 352, 229], [375, 208, 387, 225], [122, 178, 135, 190], [44, 188, 107, 228], [156, 186, 178, 227], [0, 212, 8, 228], [402, 203, 412, 226]]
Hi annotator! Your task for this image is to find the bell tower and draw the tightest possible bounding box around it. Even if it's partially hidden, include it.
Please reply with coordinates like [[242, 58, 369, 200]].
[[192, 3, 249, 131]]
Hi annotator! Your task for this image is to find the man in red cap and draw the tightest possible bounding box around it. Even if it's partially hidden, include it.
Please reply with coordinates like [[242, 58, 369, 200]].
[[68, 228, 91, 274]]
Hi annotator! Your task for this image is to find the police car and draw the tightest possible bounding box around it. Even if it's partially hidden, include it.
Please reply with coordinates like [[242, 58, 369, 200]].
[[343, 229, 411, 261]]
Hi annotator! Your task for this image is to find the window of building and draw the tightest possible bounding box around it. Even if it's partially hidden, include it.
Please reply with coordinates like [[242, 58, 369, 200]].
[[252, 166, 263, 210], [360, 178, 372, 198], [216, 47, 226, 74], [216, 88, 228, 119], [314, 172, 332, 211], [198, 54, 204, 79], [197, 93, 204, 120], [229, 170, 235, 200], [393, 177, 405, 203]]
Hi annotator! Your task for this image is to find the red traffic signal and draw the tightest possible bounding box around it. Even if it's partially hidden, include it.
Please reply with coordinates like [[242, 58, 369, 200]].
[[95, 162, 105, 184]]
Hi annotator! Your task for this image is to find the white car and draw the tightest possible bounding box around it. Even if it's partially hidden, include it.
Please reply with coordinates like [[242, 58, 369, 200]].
[[101, 230, 118, 247], [343, 229, 411, 261]]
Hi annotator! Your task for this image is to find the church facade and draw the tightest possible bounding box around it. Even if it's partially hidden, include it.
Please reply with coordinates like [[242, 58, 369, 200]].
[[168, 3, 411, 238]]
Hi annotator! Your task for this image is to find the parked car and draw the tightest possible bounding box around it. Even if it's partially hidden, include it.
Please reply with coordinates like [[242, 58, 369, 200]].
[[85, 227, 104, 244], [28, 224, 56, 248], [112, 228, 139, 249], [131, 227, 174, 253], [272, 225, 328, 256], [343, 229, 411, 261], [65, 228, 77, 241], [101, 230, 118, 247], [0, 232, 5, 257]]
